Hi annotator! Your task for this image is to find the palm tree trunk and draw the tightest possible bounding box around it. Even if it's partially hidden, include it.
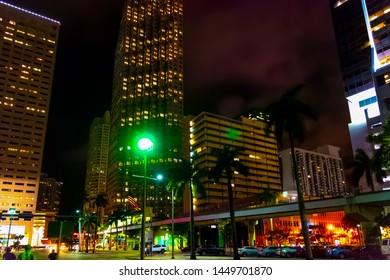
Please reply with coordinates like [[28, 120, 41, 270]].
[[93, 225, 97, 253], [289, 132, 313, 260], [124, 219, 128, 250], [189, 179, 197, 260], [109, 227, 112, 250], [227, 177, 240, 260], [116, 223, 119, 250]]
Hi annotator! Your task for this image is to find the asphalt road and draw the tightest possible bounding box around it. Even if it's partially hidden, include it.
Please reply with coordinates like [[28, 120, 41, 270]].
[[16, 248, 294, 260]]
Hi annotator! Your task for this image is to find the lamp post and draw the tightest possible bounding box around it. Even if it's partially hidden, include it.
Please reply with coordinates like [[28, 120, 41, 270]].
[[138, 137, 153, 260], [171, 184, 175, 259], [76, 210, 82, 252], [6, 208, 16, 247]]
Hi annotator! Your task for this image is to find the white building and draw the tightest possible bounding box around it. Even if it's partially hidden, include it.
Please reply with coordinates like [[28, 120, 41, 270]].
[[280, 145, 347, 198]]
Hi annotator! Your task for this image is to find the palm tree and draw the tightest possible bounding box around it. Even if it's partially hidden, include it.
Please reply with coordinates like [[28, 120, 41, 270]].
[[209, 145, 250, 260], [168, 158, 206, 260], [259, 185, 281, 206], [81, 212, 98, 253], [110, 209, 125, 250], [94, 192, 108, 224], [349, 148, 384, 193], [264, 83, 317, 259]]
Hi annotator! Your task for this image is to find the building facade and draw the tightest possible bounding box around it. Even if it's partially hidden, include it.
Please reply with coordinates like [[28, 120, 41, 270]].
[[84, 111, 110, 209], [36, 173, 62, 213], [280, 145, 347, 198], [329, 0, 390, 190], [106, 0, 183, 219], [188, 111, 282, 212], [0, 2, 59, 245]]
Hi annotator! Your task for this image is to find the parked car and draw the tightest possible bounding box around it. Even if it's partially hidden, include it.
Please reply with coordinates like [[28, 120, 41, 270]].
[[275, 246, 299, 258], [180, 246, 191, 252], [258, 246, 279, 257], [381, 238, 390, 259], [297, 245, 327, 259], [196, 245, 225, 256], [238, 246, 259, 257], [326, 245, 354, 259], [145, 244, 167, 254], [352, 245, 385, 260]]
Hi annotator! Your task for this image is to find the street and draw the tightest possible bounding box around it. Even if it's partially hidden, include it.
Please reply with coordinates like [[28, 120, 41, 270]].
[[22, 248, 295, 260]]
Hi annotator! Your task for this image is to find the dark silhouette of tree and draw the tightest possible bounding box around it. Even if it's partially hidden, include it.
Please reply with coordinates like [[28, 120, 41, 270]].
[[264, 84, 317, 260], [167, 158, 206, 260], [209, 145, 250, 260], [349, 148, 384, 193]]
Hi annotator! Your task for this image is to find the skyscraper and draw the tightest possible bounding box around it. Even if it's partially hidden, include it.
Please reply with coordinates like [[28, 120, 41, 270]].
[[0, 2, 60, 244], [37, 173, 62, 213], [329, 0, 390, 190], [84, 111, 110, 209], [187, 111, 281, 212], [106, 0, 183, 218]]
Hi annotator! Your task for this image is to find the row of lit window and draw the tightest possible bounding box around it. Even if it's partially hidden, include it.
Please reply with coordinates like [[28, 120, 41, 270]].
[[370, 6, 390, 22]]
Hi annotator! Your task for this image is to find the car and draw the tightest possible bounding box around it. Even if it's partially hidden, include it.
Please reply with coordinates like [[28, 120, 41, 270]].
[[275, 246, 299, 258], [258, 246, 279, 257], [196, 245, 225, 256], [180, 246, 191, 252], [326, 245, 354, 259], [238, 246, 259, 257], [297, 246, 326, 259], [145, 244, 167, 254], [381, 238, 390, 258], [352, 245, 385, 260]]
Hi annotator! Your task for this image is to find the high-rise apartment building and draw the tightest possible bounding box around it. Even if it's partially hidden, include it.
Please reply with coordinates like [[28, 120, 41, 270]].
[[329, 0, 390, 190], [0, 2, 60, 245], [84, 111, 110, 210], [280, 145, 347, 198], [36, 173, 62, 213], [106, 0, 183, 218], [188, 111, 281, 212]]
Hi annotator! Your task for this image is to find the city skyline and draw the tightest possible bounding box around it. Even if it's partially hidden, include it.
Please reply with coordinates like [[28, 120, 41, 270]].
[[2, 0, 352, 214]]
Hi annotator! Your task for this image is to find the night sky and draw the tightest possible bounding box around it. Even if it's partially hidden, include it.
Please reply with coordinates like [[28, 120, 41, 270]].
[[4, 0, 352, 214]]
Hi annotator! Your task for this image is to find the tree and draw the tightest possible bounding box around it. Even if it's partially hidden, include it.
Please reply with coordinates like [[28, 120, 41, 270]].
[[94, 192, 109, 224], [264, 83, 317, 259], [108, 209, 125, 250], [259, 185, 281, 206], [167, 158, 207, 260], [209, 145, 250, 260], [349, 148, 384, 193], [81, 212, 98, 253], [367, 115, 390, 169]]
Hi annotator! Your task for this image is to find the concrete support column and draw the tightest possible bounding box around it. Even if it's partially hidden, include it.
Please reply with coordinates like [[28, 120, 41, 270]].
[[247, 220, 257, 247]]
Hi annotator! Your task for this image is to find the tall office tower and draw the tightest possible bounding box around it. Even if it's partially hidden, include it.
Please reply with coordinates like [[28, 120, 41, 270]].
[[330, 0, 390, 190], [188, 111, 281, 212], [36, 173, 62, 213], [280, 145, 347, 198], [0, 2, 60, 244], [106, 0, 183, 218], [84, 111, 110, 211]]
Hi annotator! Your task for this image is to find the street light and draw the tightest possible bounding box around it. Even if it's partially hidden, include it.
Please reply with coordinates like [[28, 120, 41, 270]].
[[138, 137, 153, 260], [6, 208, 16, 247], [76, 210, 82, 252], [170, 181, 175, 259]]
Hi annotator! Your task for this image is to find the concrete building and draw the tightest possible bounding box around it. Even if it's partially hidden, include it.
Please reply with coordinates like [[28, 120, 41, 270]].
[[36, 173, 62, 213], [106, 0, 184, 218], [84, 111, 110, 210], [329, 0, 390, 190], [188, 111, 281, 212], [0, 2, 59, 245], [280, 145, 347, 198]]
